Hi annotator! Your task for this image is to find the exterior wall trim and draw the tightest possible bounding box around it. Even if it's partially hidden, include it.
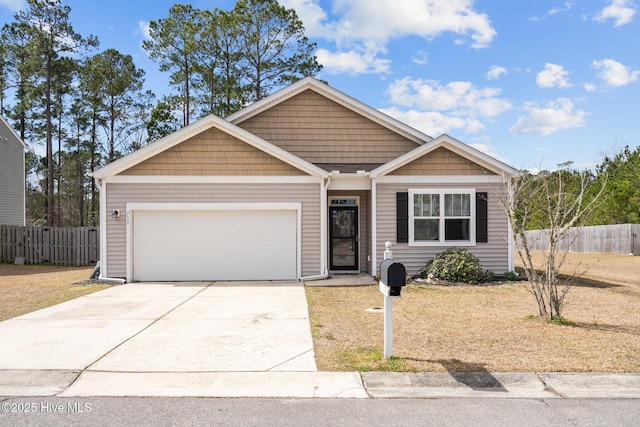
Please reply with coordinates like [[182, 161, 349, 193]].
[[105, 175, 320, 184], [376, 175, 506, 184], [371, 178, 377, 275], [320, 179, 328, 276], [98, 179, 108, 278], [327, 175, 372, 190]]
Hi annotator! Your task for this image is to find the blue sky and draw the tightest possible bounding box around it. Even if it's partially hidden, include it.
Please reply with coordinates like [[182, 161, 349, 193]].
[[1, 0, 639, 171]]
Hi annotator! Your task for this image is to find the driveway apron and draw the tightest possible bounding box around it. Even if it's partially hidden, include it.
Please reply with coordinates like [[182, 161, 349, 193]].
[[0, 282, 319, 395]]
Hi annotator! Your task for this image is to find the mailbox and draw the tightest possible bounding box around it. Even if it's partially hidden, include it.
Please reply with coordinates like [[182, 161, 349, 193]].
[[380, 259, 406, 297]]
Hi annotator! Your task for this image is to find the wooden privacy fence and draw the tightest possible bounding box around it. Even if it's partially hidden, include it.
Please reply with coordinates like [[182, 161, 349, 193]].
[[0, 225, 100, 266], [524, 224, 640, 255]]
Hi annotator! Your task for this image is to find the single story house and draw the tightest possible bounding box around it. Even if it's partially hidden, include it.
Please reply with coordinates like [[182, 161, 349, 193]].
[[91, 77, 517, 282], [0, 115, 26, 226]]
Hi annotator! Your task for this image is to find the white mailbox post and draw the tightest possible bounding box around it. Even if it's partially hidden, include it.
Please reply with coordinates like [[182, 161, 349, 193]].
[[379, 241, 406, 359]]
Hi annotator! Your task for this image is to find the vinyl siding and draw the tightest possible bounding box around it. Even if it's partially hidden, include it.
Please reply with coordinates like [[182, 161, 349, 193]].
[[237, 90, 420, 164], [0, 122, 25, 226], [391, 147, 497, 176], [328, 190, 371, 274], [376, 182, 510, 275], [120, 127, 306, 176], [105, 182, 321, 278]]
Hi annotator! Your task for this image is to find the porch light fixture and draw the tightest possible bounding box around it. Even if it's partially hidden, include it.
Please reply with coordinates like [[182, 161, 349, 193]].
[[111, 209, 120, 219]]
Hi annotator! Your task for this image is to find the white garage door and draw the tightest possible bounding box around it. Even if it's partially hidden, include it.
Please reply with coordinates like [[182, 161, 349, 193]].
[[132, 208, 298, 281]]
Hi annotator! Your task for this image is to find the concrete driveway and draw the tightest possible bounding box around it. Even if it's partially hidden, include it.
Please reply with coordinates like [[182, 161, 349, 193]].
[[0, 282, 366, 397]]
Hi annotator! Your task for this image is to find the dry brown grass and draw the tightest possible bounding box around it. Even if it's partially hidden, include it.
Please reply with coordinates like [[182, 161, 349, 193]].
[[0, 264, 110, 321], [307, 252, 640, 373]]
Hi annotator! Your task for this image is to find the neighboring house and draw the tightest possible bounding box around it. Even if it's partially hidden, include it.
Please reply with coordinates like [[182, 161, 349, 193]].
[[0, 115, 26, 226], [91, 77, 517, 282]]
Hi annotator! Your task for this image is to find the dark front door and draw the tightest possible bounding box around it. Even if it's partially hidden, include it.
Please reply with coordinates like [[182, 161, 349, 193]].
[[329, 206, 358, 271]]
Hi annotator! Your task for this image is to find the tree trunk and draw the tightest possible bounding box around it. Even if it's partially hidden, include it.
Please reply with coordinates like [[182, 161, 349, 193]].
[[46, 56, 54, 226]]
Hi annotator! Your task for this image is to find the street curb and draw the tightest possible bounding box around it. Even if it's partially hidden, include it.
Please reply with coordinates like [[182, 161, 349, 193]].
[[2, 371, 640, 399], [360, 372, 640, 399]]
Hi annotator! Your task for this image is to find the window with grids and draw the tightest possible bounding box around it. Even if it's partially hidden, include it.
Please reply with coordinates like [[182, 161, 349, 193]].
[[409, 189, 475, 245]]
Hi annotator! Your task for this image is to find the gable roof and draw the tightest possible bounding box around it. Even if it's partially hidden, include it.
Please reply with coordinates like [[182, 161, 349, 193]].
[[0, 115, 27, 149], [226, 77, 433, 146], [370, 134, 518, 178], [91, 114, 328, 179]]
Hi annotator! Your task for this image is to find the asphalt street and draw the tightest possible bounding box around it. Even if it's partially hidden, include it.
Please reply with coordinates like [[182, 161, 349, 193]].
[[1, 396, 640, 427]]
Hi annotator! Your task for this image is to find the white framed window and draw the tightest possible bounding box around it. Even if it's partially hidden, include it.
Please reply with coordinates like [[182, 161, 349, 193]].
[[409, 189, 476, 246]]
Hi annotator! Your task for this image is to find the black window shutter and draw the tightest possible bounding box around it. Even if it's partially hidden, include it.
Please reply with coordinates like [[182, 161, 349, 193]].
[[476, 192, 488, 243], [396, 192, 409, 243]]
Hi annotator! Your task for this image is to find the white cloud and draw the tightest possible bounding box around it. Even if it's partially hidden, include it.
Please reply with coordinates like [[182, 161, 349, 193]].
[[536, 63, 572, 88], [530, 1, 574, 21], [138, 20, 151, 41], [280, 0, 329, 37], [486, 65, 507, 80], [583, 82, 597, 91], [316, 48, 391, 74], [0, 0, 25, 12], [593, 0, 636, 27], [387, 77, 512, 118], [592, 58, 639, 86], [509, 98, 588, 136], [380, 107, 483, 136], [281, 0, 496, 75], [548, 1, 575, 16], [383, 77, 511, 134], [412, 51, 429, 66], [344, 0, 496, 48]]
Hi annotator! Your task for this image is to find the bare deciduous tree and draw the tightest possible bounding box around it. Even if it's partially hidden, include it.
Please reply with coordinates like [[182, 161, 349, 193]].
[[498, 168, 606, 320]]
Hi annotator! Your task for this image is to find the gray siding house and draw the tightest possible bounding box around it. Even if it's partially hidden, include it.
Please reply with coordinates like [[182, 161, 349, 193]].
[[0, 115, 26, 226], [92, 78, 517, 282]]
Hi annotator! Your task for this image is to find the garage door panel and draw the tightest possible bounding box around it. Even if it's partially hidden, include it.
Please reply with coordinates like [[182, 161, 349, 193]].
[[132, 209, 297, 281]]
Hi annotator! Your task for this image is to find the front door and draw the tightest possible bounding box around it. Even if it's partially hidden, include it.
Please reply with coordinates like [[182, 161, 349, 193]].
[[329, 206, 358, 271]]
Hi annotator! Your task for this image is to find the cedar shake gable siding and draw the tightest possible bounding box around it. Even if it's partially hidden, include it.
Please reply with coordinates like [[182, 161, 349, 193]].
[[236, 90, 420, 164], [390, 147, 498, 176], [119, 127, 307, 176]]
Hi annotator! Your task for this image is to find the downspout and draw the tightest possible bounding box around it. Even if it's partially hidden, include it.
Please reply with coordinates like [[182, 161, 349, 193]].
[[300, 176, 331, 282], [94, 177, 126, 285]]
